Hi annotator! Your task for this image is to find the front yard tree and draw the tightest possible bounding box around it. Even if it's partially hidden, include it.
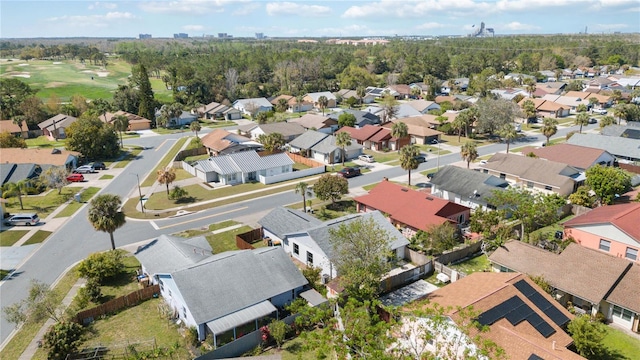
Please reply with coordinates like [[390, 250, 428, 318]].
[[329, 216, 393, 301], [1, 180, 28, 210], [335, 131, 352, 166], [87, 194, 126, 251], [585, 165, 631, 205], [475, 98, 521, 136], [460, 141, 478, 169], [257, 132, 285, 152], [65, 115, 119, 160], [575, 111, 589, 134], [541, 117, 558, 145], [599, 115, 615, 129], [294, 181, 312, 213], [391, 122, 408, 152], [313, 174, 348, 204], [399, 144, 419, 186], [338, 113, 356, 128], [157, 167, 177, 198], [43, 321, 84, 360], [133, 63, 156, 121], [0, 130, 27, 148], [318, 95, 329, 115], [3, 279, 66, 325], [498, 123, 518, 153], [521, 99, 537, 122], [40, 167, 69, 194], [113, 114, 129, 148], [381, 94, 399, 123], [190, 120, 201, 137], [567, 315, 607, 358]]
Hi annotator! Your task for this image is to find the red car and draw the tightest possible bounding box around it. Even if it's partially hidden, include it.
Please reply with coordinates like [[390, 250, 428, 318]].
[[66, 173, 84, 182]]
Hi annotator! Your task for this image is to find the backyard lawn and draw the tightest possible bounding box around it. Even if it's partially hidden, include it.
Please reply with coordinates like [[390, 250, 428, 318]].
[[205, 225, 256, 254], [172, 220, 240, 238], [448, 254, 491, 274], [602, 325, 640, 360], [24, 136, 66, 148]]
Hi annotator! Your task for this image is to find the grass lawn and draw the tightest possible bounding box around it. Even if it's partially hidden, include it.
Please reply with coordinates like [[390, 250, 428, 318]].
[[0, 265, 80, 360], [602, 325, 640, 360], [172, 220, 240, 238], [22, 230, 52, 245], [184, 154, 209, 162], [417, 144, 452, 156], [312, 200, 357, 221], [112, 146, 144, 169], [439, 134, 485, 147], [141, 137, 189, 187], [363, 149, 400, 163], [24, 136, 66, 149], [0, 230, 29, 246], [3, 186, 83, 218], [99, 174, 114, 180], [0, 269, 10, 280], [448, 254, 491, 274], [202, 120, 236, 128], [76, 298, 190, 360], [529, 214, 575, 239], [174, 168, 193, 181], [206, 225, 254, 253], [293, 162, 312, 171], [54, 187, 100, 218]]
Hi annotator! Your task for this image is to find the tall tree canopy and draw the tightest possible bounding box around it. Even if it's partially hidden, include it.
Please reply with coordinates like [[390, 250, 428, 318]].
[[65, 115, 119, 160], [585, 165, 631, 205], [87, 194, 126, 251]]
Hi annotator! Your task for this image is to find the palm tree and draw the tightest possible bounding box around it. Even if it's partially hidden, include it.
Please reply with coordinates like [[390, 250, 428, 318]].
[[575, 112, 590, 134], [258, 132, 285, 152], [541, 117, 558, 145], [276, 98, 289, 113], [460, 141, 478, 169], [190, 121, 201, 137], [317, 96, 329, 115], [2, 180, 28, 210], [113, 115, 129, 148], [356, 86, 366, 106], [87, 194, 126, 251], [451, 115, 466, 142], [399, 144, 420, 186], [499, 123, 518, 153], [335, 131, 352, 166], [599, 115, 615, 130], [381, 95, 399, 123], [524, 78, 536, 98], [390, 122, 408, 152], [157, 167, 176, 198], [612, 105, 626, 125], [92, 98, 112, 123], [294, 181, 312, 213]]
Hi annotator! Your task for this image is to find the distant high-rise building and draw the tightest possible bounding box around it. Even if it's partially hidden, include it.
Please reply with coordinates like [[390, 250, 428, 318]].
[[218, 33, 227, 38], [173, 33, 189, 39], [255, 32, 265, 39], [139, 34, 152, 39]]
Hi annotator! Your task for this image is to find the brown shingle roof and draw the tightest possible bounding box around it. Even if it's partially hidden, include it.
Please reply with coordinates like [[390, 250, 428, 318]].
[[288, 114, 336, 130], [201, 129, 251, 152], [526, 143, 609, 170], [0, 120, 28, 133], [606, 264, 640, 313], [483, 153, 579, 189], [104, 110, 151, 125], [489, 241, 632, 306], [1, 148, 79, 166], [387, 116, 444, 137], [336, 125, 384, 142], [564, 203, 640, 242]]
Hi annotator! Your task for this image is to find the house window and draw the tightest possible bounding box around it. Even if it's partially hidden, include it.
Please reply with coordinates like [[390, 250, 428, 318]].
[[499, 266, 513, 273], [625, 247, 638, 261], [182, 306, 187, 319], [527, 181, 534, 188], [612, 305, 633, 321], [599, 239, 611, 252], [544, 185, 553, 191], [499, 173, 506, 179], [293, 243, 299, 255], [307, 251, 314, 265], [457, 214, 465, 224]]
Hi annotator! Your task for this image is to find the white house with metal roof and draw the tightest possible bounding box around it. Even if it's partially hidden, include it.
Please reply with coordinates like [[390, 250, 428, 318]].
[[288, 130, 362, 164], [232, 97, 273, 117], [191, 151, 294, 185]]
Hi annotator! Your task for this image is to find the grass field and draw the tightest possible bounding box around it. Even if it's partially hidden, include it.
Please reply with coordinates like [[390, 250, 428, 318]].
[[206, 225, 255, 254], [0, 230, 29, 246], [602, 325, 640, 360], [0, 58, 172, 102], [21, 230, 52, 245]]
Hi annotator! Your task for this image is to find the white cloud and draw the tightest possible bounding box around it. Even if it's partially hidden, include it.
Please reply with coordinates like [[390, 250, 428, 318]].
[[138, 0, 237, 14], [266, 2, 331, 16], [233, 3, 260, 16], [416, 22, 446, 30], [502, 22, 541, 31], [183, 24, 205, 31], [88, 2, 117, 10], [46, 12, 137, 28]]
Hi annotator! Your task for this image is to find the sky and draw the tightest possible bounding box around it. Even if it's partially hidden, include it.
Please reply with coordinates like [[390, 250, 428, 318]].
[[1, 0, 639, 39]]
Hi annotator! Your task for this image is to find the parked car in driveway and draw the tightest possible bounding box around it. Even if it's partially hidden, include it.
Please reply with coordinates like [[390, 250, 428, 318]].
[[4, 213, 39, 226], [67, 173, 84, 182], [90, 162, 106, 170], [336, 167, 361, 178], [73, 165, 94, 174], [592, 108, 607, 115], [358, 154, 375, 163]]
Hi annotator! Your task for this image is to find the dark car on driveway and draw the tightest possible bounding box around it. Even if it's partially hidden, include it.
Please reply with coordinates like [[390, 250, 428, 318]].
[[90, 162, 106, 170], [336, 166, 361, 178]]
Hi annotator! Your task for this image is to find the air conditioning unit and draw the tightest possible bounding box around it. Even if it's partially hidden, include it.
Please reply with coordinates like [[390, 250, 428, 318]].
[[321, 274, 330, 284]]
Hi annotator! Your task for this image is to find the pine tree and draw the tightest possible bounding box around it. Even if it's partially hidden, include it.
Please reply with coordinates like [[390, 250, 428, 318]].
[[135, 64, 155, 122]]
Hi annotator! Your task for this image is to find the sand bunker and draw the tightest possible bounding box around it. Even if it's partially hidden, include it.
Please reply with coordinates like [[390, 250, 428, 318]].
[[81, 70, 93, 74], [12, 73, 30, 78], [96, 71, 109, 77], [52, 62, 62, 65], [17, 63, 29, 67]]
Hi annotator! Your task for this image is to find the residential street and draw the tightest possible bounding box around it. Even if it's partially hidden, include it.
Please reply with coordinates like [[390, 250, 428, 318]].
[[0, 120, 598, 346]]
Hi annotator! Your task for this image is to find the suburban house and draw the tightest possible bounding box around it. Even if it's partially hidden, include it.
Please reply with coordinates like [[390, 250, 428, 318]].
[[103, 111, 152, 131], [564, 91, 612, 109], [238, 122, 305, 142], [394, 103, 424, 118], [540, 94, 589, 112], [491, 88, 529, 101], [386, 84, 412, 99], [480, 153, 583, 196], [154, 110, 197, 127], [440, 78, 469, 94], [200, 129, 261, 157], [336, 125, 409, 152], [334, 89, 375, 104], [0, 163, 43, 186], [259, 207, 409, 280], [366, 86, 399, 99], [518, 98, 570, 118], [406, 99, 441, 114], [287, 114, 338, 134], [353, 180, 471, 238], [190, 150, 294, 185], [504, 72, 536, 84], [521, 144, 615, 171], [38, 114, 78, 139], [269, 95, 313, 113], [567, 133, 640, 163], [303, 92, 337, 110], [538, 70, 558, 82], [535, 81, 567, 95], [384, 117, 443, 145], [429, 165, 509, 211], [400, 272, 584, 360], [1, 148, 79, 169], [563, 203, 640, 263], [194, 102, 242, 120], [601, 122, 640, 138], [328, 109, 381, 128], [134, 238, 308, 344], [490, 240, 640, 333], [0, 119, 29, 138], [409, 82, 429, 95], [288, 130, 362, 164], [232, 98, 273, 117]]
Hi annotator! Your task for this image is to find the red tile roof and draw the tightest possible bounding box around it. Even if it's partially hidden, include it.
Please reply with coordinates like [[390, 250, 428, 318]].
[[353, 181, 470, 231], [564, 203, 640, 241]]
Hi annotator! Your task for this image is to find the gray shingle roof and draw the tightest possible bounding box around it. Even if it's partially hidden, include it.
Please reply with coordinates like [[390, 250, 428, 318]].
[[234, 98, 273, 108], [134, 235, 212, 277], [0, 163, 42, 185], [329, 109, 380, 127], [194, 151, 294, 175], [38, 114, 78, 131], [258, 207, 322, 240], [566, 133, 640, 160], [288, 130, 329, 150], [172, 247, 308, 324], [483, 153, 580, 188], [430, 165, 508, 203], [311, 134, 361, 155], [255, 122, 306, 138]]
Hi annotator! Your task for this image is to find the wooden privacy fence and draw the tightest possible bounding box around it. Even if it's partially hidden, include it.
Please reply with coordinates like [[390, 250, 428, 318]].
[[74, 285, 160, 325], [286, 152, 325, 168], [434, 241, 483, 265], [175, 147, 207, 162], [236, 227, 264, 250]]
